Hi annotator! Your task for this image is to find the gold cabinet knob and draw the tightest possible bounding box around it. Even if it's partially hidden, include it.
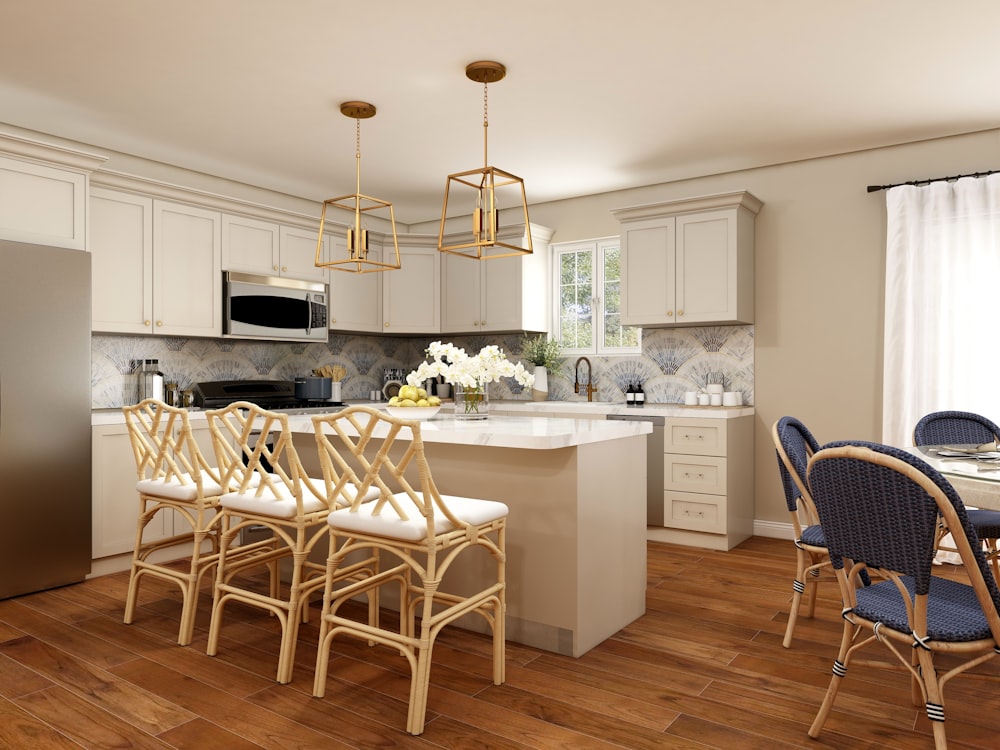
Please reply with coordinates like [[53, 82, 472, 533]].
[[384, 322, 389, 327], [666, 310, 673, 317], [281, 266, 287, 272], [677, 309, 684, 317], [156, 321, 163, 327], [273, 264, 279, 271], [144, 320, 150, 326]]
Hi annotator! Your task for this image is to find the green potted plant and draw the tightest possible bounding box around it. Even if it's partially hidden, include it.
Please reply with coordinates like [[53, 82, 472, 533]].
[[520, 335, 563, 401]]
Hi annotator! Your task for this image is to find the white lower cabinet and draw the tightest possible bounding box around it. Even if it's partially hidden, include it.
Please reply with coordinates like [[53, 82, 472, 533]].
[[91, 421, 216, 559], [652, 415, 754, 551]]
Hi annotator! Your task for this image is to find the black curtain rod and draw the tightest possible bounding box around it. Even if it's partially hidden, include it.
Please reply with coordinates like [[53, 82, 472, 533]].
[[867, 169, 1000, 193]]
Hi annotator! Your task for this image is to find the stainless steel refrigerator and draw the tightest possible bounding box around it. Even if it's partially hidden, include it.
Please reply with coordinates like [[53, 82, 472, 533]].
[[0, 239, 91, 598]]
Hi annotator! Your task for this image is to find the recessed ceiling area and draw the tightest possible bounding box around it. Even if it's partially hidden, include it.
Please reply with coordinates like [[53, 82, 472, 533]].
[[2, 0, 999, 223]]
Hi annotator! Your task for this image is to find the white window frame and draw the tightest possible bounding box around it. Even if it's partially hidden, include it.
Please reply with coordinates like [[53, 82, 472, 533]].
[[551, 236, 641, 357]]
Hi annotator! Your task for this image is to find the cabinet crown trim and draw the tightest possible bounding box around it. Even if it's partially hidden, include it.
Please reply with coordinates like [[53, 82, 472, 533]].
[[0, 130, 107, 172], [611, 190, 762, 223]]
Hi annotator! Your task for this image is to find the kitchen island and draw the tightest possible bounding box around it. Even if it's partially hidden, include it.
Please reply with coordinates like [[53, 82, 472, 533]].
[[286, 412, 652, 658]]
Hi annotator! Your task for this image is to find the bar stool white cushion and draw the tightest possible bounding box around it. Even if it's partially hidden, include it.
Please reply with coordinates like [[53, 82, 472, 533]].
[[329, 492, 509, 542]]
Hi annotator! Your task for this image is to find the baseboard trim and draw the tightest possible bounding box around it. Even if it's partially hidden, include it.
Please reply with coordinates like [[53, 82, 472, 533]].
[[752, 520, 793, 540]]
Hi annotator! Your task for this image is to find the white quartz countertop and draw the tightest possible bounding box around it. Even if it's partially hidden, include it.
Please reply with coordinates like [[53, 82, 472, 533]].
[[290, 412, 652, 450], [92, 399, 753, 427], [491, 400, 754, 419]]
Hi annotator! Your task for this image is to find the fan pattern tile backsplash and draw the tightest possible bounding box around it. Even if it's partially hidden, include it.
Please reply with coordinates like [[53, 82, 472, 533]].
[[91, 326, 754, 408]]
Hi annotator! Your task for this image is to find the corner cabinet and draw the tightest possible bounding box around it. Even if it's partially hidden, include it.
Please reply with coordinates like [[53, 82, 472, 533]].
[[613, 191, 761, 327], [440, 223, 552, 335], [327, 233, 383, 333], [382, 241, 440, 334], [649, 415, 754, 551]]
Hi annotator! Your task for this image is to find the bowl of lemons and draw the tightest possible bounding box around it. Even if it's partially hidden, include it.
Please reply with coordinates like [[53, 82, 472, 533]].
[[385, 384, 443, 420]]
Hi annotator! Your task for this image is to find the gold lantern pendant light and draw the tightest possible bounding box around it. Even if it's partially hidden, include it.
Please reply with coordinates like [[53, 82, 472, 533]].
[[438, 61, 532, 260], [315, 101, 401, 273]]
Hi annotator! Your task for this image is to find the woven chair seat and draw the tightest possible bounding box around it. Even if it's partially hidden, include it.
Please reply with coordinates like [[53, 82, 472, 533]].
[[967, 508, 1000, 538], [329, 492, 509, 541], [799, 524, 826, 547], [854, 576, 993, 642]]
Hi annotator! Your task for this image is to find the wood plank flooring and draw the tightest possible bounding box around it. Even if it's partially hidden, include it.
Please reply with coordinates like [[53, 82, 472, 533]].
[[1, 537, 998, 748]]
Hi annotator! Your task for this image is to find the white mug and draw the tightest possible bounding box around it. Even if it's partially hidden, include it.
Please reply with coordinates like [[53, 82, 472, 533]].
[[710, 393, 723, 406], [697, 393, 710, 406], [723, 391, 741, 406], [684, 391, 698, 405]]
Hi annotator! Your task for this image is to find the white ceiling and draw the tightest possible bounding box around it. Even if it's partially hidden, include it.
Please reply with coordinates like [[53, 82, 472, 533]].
[[3, 0, 1000, 223]]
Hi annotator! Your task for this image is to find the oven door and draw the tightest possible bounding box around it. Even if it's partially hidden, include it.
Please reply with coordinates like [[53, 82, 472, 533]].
[[223, 271, 328, 342]]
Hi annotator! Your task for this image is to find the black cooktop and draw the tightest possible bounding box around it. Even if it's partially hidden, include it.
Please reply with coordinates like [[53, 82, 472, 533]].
[[193, 379, 344, 413]]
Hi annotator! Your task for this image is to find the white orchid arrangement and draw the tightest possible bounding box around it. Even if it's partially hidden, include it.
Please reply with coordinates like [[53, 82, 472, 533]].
[[407, 340, 534, 392]]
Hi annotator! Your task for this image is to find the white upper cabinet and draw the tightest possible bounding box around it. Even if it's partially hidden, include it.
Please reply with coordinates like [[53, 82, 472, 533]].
[[328, 233, 383, 333], [221, 214, 279, 275], [279, 224, 328, 282], [222, 214, 328, 283], [614, 191, 761, 327], [90, 187, 154, 334], [91, 192, 222, 336], [440, 223, 552, 334], [152, 200, 223, 337], [383, 242, 440, 334], [0, 153, 99, 251]]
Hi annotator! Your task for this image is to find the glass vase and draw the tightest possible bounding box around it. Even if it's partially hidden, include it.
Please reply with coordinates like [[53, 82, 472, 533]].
[[454, 386, 489, 420]]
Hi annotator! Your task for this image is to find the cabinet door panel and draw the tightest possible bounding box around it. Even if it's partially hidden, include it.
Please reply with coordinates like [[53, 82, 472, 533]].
[[383, 246, 439, 333], [153, 201, 222, 337], [483, 254, 522, 331], [221, 214, 279, 274], [621, 220, 674, 326], [329, 236, 381, 332], [90, 188, 153, 333], [676, 211, 735, 322], [280, 225, 328, 282], [441, 253, 482, 333], [0, 156, 86, 249]]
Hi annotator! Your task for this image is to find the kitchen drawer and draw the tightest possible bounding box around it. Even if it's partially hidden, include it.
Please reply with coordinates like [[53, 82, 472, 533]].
[[664, 419, 726, 456], [664, 491, 726, 534], [664, 455, 726, 494]]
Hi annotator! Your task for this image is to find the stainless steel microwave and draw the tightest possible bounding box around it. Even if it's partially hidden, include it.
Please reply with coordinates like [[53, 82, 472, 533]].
[[223, 271, 328, 342]]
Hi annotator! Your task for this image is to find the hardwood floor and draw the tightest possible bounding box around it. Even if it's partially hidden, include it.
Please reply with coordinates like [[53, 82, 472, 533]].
[[1, 537, 997, 748]]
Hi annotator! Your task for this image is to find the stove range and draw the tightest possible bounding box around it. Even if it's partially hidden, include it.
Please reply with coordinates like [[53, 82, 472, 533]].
[[192, 379, 346, 415]]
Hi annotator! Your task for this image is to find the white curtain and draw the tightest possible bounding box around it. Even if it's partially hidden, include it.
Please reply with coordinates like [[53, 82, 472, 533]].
[[883, 174, 1000, 447]]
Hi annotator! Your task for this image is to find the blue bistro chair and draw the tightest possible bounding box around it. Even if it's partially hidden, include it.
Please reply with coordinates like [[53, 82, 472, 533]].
[[772, 417, 834, 648], [806, 440, 1000, 750], [913, 410, 1000, 579]]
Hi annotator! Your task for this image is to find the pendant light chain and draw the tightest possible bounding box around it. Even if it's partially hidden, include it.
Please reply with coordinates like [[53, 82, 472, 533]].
[[482, 79, 489, 168], [355, 116, 362, 194]]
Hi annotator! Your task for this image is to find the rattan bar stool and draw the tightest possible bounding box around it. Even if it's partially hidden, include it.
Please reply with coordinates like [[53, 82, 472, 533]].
[[122, 399, 271, 645], [311, 406, 508, 735], [205, 401, 378, 684]]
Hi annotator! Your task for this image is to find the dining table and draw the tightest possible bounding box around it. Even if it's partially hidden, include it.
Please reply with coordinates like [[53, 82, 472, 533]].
[[906, 444, 1000, 511]]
